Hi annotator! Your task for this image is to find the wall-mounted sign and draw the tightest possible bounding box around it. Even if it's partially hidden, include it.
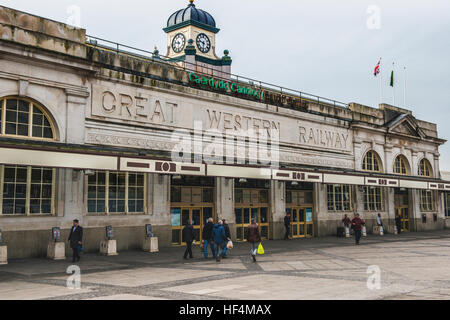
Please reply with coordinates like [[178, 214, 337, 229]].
[[189, 72, 265, 101]]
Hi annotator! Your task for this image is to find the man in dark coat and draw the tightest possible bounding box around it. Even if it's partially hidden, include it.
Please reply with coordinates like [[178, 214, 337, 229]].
[[68, 219, 83, 263], [395, 214, 402, 234], [222, 219, 231, 258], [202, 218, 216, 259], [182, 220, 195, 260], [351, 214, 365, 245], [246, 219, 262, 263], [284, 213, 292, 240]]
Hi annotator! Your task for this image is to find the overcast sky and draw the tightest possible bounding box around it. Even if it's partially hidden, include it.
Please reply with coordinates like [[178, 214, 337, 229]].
[[2, 0, 449, 170]]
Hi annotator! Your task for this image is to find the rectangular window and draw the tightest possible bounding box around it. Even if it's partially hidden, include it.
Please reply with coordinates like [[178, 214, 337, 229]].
[[327, 185, 353, 212], [1, 165, 55, 215], [420, 190, 435, 212], [363, 186, 384, 211], [87, 171, 146, 214]]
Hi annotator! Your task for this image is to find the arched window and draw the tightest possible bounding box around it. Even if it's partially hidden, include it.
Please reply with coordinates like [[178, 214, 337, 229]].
[[362, 151, 384, 211], [394, 155, 409, 175], [418, 158, 433, 177], [0, 97, 55, 140], [362, 150, 382, 172]]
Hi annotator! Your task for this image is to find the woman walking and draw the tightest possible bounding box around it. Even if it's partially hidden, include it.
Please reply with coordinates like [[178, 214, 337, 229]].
[[246, 219, 262, 263]]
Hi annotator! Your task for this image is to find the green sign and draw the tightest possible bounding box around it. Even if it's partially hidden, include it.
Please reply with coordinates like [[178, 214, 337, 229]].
[[189, 72, 265, 101]]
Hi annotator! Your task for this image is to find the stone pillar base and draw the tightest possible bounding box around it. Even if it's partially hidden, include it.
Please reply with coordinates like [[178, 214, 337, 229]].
[[100, 240, 118, 256], [373, 226, 384, 236], [143, 237, 159, 253], [47, 242, 66, 260], [0, 246, 7, 265]]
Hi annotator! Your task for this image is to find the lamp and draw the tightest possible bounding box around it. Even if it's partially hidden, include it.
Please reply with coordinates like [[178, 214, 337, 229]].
[[239, 178, 247, 184], [173, 175, 182, 180], [84, 170, 96, 176], [291, 181, 299, 186]]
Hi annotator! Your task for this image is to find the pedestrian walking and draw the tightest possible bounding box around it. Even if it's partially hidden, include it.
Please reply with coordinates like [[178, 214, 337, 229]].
[[342, 214, 352, 238], [351, 214, 365, 245], [284, 212, 292, 240], [202, 218, 216, 259], [222, 219, 231, 258], [68, 219, 83, 263], [246, 219, 262, 263], [395, 214, 402, 234], [182, 220, 195, 260], [212, 220, 227, 262]]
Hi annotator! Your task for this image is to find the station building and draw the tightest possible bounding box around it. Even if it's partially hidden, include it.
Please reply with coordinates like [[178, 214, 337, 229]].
[[0, 1, 449, 258]]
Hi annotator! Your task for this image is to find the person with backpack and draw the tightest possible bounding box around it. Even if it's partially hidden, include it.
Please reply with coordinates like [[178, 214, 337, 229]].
[[212, 220, 227, 262], [246, 219, 262, 263]]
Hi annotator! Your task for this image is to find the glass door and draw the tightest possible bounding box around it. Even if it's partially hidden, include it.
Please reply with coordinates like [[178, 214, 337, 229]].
[[172, 207, 209, 245], [235, 207, 270, 242], [287, 206, 314, 239]]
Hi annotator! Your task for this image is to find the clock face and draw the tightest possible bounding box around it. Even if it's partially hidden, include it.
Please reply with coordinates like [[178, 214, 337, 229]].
[[196, 33, 211, 53], [172, 33, 186, 53]]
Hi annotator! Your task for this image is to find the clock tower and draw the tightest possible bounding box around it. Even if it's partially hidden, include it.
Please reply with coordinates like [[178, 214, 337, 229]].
[[163, 0, 232, 79]]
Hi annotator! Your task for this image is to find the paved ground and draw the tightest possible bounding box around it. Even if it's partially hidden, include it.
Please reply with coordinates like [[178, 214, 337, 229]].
[[2, 231, 450, 300]]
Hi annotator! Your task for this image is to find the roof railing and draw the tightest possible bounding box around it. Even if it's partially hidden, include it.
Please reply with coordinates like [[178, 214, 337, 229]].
[[86, 35, 350, 109]]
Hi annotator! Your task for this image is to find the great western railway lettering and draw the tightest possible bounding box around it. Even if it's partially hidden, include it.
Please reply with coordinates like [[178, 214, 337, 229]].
[[206, 109, 280, 138], [299, 125, 350, 151], [94, 88, 179, 125]]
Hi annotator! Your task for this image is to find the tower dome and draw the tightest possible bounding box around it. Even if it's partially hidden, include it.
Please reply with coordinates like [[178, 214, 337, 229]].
[[164, 0, 220, 33]]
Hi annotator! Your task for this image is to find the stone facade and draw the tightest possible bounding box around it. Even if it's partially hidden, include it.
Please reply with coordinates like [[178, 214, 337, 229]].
[[0, 5, 449, 258]]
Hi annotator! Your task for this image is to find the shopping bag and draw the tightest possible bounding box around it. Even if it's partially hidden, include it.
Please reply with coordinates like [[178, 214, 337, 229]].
[[77, 245, 83, 254], [362, 226, 367, 237], [257, 243, 265, 255], [227, 240, 234, 249], [345, 227, 350, 238], [380, 226, 384, 236]]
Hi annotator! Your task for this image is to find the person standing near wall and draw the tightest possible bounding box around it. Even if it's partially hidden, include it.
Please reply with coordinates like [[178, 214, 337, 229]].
[[395, 214, 402, 234], [246, 219, 262, 263], [68, 219, 83, 263], [351, 214, 365, 245], [284, 212, 292, 240]]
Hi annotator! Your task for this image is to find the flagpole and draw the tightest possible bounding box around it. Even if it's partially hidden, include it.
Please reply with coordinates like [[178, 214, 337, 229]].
[[380, 58, 383, 104], [392, 62, 395, 106], [404, 66, 407, 108]]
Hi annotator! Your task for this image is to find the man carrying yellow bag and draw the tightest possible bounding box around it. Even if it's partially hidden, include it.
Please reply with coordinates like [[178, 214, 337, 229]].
[[246, 218, 262, 263]]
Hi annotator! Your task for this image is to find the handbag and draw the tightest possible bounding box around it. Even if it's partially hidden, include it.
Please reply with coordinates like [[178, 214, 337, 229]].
[[257, 243, 265, 255]]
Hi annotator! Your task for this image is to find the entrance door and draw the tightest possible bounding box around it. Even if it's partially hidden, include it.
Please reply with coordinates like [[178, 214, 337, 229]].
[[287, 207, 314, 238], [396, 207, 410, 232], [171, 207, 211, 245], [395, 190, 410, 232], [235, 207, 270, 242]]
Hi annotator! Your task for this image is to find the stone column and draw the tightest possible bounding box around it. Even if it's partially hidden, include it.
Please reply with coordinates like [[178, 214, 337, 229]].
[[149, 174, 171, 247], [315, 183, 330, 237], [215, 177, 235, 238], [434, 153, 441, 179], [65, 88, 89, 144], [270, 180, 286, 240]]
